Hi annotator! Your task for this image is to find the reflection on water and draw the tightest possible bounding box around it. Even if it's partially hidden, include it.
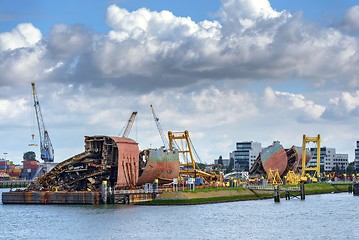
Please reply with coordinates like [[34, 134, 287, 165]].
[[1, 188, 358, 240]]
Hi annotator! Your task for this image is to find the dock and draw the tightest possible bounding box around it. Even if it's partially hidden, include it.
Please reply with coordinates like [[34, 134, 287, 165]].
[[2, 190, 100, 204], [248, 184, 305, 202], [2, 187, 161, 205]]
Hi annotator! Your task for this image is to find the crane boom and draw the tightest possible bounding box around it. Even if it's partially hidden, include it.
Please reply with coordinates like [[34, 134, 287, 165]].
[[150, 105, 169, 148], [31, 82, 54, 162], [122, 112, 137, 138]]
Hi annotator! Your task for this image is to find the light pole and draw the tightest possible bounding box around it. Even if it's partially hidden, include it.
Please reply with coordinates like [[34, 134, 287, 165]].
[[3, 153, 7, 173]]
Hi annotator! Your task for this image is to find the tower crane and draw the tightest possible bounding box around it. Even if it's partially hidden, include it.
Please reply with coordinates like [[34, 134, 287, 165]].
[[121, 112, 137, 138], [31, 82, 54, 163], [150, 105, 169, 148]]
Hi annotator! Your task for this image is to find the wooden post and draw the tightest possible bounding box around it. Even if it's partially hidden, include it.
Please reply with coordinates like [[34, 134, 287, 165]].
[[300, 183, 305, 200], [274, 185, 280, 202], [285, 191, 290, 200]]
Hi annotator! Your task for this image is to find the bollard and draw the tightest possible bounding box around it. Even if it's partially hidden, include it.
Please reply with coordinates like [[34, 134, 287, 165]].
[[101, 180, 108, 204], [153, 179, 159, 199]]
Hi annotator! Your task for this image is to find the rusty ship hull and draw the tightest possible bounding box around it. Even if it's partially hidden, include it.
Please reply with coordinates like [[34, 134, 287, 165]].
[[261, 141, 288, 176], [137, 147, 180, 185], [285, 146, 311, 175], [23, 136, 180, 192]]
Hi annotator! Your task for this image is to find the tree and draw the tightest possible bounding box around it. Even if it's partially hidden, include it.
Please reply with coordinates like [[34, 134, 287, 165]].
[[225, 157, 235, 174], [23, 151, 36, 161], [346, 162, 355, 175], [218, 156, 223, 166]]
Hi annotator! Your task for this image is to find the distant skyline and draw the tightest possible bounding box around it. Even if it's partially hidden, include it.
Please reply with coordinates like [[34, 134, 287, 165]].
[[1, 0, 359, 164]]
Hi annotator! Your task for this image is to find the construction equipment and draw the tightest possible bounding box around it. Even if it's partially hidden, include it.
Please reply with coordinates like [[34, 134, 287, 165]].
[[285, 170, 300, 185], [301, 134, 320, 182], [150, 105, 169, 148], [120, 112, 137, 138], [31, 82, 54, 163], [267, 168, 283, 185], [168, 130, 217, 183]]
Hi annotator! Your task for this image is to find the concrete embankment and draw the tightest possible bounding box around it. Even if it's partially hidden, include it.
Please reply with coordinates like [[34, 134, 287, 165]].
[[141, 183, 350, 205]]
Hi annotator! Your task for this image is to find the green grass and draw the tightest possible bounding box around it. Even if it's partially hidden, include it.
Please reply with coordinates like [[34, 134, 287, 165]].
[[303, 182, 349, 194], [137, 183, 352, 205], [140, 193, 274, 205], [181, 187, 244, 193]]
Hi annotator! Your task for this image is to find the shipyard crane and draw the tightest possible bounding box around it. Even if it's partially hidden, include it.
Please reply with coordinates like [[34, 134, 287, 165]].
[[168, 130, 216, 182], [31, 82, 54, 163], [150, 105, 169, 148], [121, 112, 137, 138]]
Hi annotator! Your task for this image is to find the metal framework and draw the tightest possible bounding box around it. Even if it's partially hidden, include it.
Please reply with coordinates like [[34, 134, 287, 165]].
[[168, 130, 213, 181], [301, 134, 321, 180], [267, 168, 283, 185], [121, 112, 137, 138], [31, 82, 54, 162], [150, 105, 169, 148], [285, 171, 300, 185]]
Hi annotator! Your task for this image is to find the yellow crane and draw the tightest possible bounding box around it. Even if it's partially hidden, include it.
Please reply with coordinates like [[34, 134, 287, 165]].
[[168, 130, 217, 183], [301, 134, 320, 182]]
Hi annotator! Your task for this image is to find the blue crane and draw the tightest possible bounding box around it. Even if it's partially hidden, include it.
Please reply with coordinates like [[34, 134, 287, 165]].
[[31, 82, 54, 163]]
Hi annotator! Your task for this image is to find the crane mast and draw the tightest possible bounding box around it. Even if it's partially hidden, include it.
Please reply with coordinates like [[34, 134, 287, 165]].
[[150, 105, 169, 149], [31, 82, 54, 162], [122, 112, 137, 138]]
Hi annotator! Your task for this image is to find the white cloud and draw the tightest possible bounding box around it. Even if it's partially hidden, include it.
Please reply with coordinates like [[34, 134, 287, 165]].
[[323, 91, 359, 120], [0, 98, 28, 124], [342, 5, 359, 32], [219, 0, 283, 30], [0, 23, 42, 51], [1, 0, 359, 91], [263, 87, 325, 121]]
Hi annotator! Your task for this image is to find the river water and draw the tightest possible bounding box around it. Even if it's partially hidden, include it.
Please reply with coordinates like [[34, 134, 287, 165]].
[[0, 189, 358, 240]]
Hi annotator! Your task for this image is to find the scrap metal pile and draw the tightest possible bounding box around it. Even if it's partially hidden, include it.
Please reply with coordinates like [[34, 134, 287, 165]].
[[27, 135, 180, 192], [249, 142, 311, 178], [29, 136, 136, 191]]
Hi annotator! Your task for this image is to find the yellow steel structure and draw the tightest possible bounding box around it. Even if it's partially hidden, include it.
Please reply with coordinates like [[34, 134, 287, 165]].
[[301, 134, 320, 181], [267, 168, 283, 185], [285, 170, 300, 185], [168, 130, 214, 181]]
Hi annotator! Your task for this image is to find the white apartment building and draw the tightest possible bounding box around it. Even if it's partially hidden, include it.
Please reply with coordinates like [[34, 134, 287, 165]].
[[309, 147, 348, 172]]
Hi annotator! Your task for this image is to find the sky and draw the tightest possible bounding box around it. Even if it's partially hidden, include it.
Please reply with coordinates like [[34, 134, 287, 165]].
[[1, 0, 359, 165]]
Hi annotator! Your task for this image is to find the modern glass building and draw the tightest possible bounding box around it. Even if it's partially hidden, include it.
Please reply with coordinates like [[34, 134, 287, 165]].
[[355, 141, 359, 173], [230, 141, 262, 171]]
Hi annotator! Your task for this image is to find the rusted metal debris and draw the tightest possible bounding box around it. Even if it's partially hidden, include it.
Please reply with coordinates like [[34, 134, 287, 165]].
[[27, 135, 180, 192], [29, 136, 139, 191], [249, 144, 311, 179]]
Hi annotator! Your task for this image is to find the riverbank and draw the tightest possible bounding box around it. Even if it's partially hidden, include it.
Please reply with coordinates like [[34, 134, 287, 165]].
[[139, 183, 351, 205]]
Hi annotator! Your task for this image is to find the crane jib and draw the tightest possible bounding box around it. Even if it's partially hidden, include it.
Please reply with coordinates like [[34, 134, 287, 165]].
[[31, 82, 54, 163]]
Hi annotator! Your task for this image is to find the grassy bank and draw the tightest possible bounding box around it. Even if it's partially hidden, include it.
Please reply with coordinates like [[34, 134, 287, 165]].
[[138, 183, 351, 205]]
